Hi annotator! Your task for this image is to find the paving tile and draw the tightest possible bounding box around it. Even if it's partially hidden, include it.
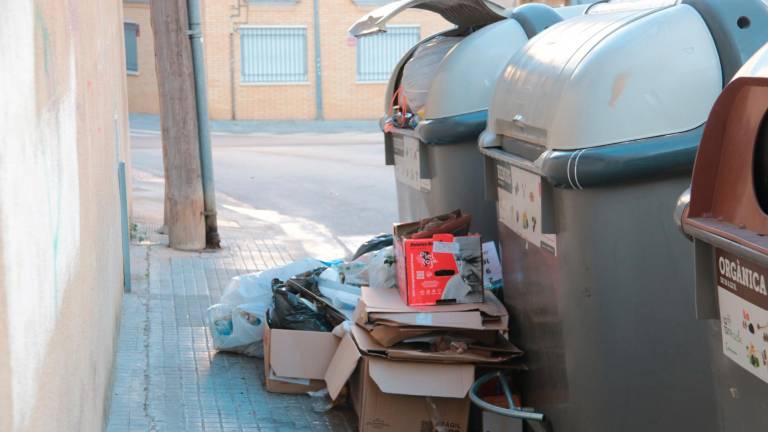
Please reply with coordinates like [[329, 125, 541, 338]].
[[106, 227, 356, 432]]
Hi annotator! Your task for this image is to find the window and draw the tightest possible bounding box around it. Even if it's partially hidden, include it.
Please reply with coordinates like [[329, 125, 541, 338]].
[[124, 23, 139, 74], [357, 26, 420, 82], [240, 26, 308, 84]]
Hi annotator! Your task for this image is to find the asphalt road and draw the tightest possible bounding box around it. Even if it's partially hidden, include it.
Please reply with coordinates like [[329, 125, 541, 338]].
[[130, 130, 398, 254]]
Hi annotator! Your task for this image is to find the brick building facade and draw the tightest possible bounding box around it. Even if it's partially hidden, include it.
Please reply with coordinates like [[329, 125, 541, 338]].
[[124, 0, 562, 120]]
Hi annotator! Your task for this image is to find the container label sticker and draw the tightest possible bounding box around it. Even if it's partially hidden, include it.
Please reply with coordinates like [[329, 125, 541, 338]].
[[393, 135, 431, 191], [715, 248, 768, 384], [496, 161, 556, 255], [482, 241, 503, 291], [433, 241, 460, 255]]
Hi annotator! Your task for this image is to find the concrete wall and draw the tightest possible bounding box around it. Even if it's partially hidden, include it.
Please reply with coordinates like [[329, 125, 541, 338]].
[[0, 0, 130, 431]]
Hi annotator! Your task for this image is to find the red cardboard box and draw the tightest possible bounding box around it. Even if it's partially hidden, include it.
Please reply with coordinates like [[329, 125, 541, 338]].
[[394, 231, 483, 306]]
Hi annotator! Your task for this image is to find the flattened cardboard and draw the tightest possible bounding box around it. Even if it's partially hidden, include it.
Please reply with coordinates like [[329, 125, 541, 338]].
[[362, 286, 507, 316], [370, 325, 499, 347], [368, 311, 484, 329], [370, 326, 435, 346], [263, 319, 338, 394], [358, 287, 509, 330], [367, 357, 474, 398], [350, 323, 522, 364]]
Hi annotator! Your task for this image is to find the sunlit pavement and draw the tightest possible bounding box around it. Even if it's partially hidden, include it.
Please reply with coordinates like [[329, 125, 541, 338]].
[[105, 124, 397, 431]]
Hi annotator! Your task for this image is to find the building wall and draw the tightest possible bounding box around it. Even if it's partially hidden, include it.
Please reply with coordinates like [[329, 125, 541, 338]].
[[0, 0, 130, 431], [123, 0, 568, 120], [205, 0, 321, 120], [319, 2, 449, 120], [124, 1, 160, 114], [201, 0, 450, 120]]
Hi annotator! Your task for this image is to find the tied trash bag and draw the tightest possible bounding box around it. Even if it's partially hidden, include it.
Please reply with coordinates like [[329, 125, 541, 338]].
[[207, 303, 269, 357], [270, 284, 333, 332]]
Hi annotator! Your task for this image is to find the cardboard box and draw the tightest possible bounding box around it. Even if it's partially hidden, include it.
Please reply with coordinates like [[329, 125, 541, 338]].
[[355, 286, 509, 346], [350, 321, 521, 364], [325, 332, 474, 432], [263, 318, 340, 394], [394, 228, 484, 305]]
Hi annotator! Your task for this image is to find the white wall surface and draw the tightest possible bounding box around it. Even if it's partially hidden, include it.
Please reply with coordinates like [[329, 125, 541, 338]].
[[0, 0, 130, 430]]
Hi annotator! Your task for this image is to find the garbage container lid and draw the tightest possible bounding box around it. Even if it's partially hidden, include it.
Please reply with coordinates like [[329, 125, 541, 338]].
[[683, 43, 768, 256], [486, 3, 723, 151], [421, 19, 528, 120], [348, 0, 507, 37]]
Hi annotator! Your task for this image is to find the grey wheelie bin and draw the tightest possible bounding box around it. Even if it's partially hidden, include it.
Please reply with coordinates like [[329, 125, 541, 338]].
[[348, 0, 589, 241], [478, 0, 768, 431], [680, 43, 768, 431]]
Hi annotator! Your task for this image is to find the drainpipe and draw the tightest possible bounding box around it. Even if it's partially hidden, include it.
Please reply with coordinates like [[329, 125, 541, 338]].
[[312, 0, 324, 120], [188, 0, 221, 248]]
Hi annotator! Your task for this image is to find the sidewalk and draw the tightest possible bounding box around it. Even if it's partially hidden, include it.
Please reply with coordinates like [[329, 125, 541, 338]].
[[106, 172, 357, 431]]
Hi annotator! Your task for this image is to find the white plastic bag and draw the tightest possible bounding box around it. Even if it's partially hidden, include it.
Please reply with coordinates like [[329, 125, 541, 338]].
[[207, 258, 325, 357], [220, 258, 325, 306], [317, 270, 361, 315], [329, 253, 372, 286], [401, 36, 462, 114], [206, 302, 269, 357], [368, 246, 396, 289]]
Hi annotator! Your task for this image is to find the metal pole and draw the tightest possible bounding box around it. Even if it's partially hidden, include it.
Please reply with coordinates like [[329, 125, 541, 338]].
[[312, 0, 324, 120], [118, 161, 132, 293], [187, 0, 221, 248]]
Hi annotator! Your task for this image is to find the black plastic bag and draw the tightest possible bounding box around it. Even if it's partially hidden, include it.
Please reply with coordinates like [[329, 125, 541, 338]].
[[269, 285, 333, 332], [352, 234, 393, 260], [280, 267, 326, 297]]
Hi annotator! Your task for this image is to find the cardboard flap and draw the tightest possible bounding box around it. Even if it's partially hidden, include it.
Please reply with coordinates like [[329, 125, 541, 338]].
[[362, 286, 507, 317], [384, 348, 516, 364], [270, 328, 340, 380], [370, 326, 435, 347], [367, 357, 474, 398], [368, 311, 484, 329], [324, 333, 362, 400], [351, 322, 389, 353]]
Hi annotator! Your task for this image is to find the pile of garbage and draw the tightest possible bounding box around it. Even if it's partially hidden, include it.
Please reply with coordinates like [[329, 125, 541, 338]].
[[206, 237, 395, 358], [205, 210, 514, 431]]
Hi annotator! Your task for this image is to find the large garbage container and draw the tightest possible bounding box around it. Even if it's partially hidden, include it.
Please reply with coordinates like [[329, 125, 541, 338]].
[[680, 43, 768, 431], [478, 1, 768, 431], [349, 0, 587, 241]]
